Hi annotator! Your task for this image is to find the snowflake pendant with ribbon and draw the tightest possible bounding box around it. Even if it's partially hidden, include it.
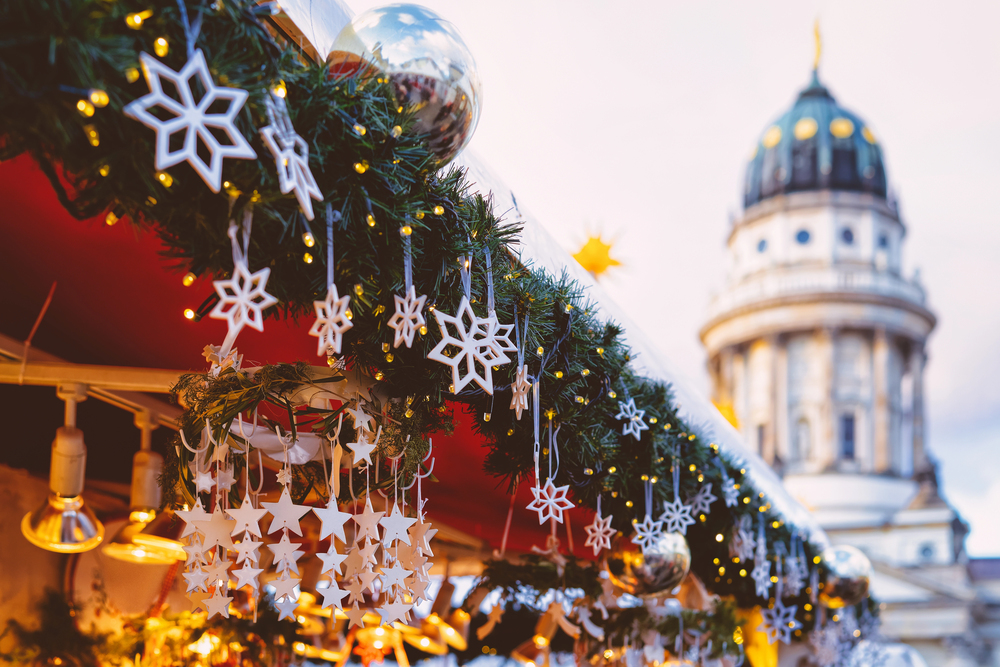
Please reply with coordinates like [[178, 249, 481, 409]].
[[584, 511, 615, 556], [631, 515, 664, 553], [686, 483, 717, 516], [722, 476, 739, 507], [510, 364, 530, 420], [758, 600, 801, 644], [260, 95, 322, 220], [751, 548, 772, 598], [209, 261, 278, 353], [526, 479, 574, 524], [730, 515, 757, 561], [427, 296, 497, 394], [309, 283, 353, 356], [387, 286, 427, 349], [659, 498, 696, 535], [615, 399, 649, 440], [123, 50, 256, 193]]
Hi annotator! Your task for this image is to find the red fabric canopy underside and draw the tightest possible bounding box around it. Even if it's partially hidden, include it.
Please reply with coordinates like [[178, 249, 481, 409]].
[[0, 153, 593, 557]]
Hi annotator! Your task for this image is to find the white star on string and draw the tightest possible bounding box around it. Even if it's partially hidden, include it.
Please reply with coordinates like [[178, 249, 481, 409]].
[[731, 516, 757, 561], [479, 312, 516, 366], [262, 487, 312, 536], [274, 596, 299, 621], [226, 495, 267, 537], [196, 508, 236, 550], [510, 364, 530, 420], [210, 262, 278, 342], [205, 585, 233, 619], [232, 560, 263, 590], [308, 283, 353, 356], [122, 50, 256, 193], [659, 498, 696, 535], [526, 479, 575, 524], [320, 581, 349, 610], [584, 512, 615, 556], [631, 515, 664, 553], [686, 483, 717, 516], [313, 499, 352, 542], [260, 95, 322, 220], [352, 497, 384, 543], [759, 600, 801, 645], [387, 286, 427, 349], [615, 399, 649, 440], [379, 504, 416, 546], [176, 499, 209, 538], [378, 596, 412, 626], [427, 296, 496, 394], [752, 546, 772, 598], [347, 433, 377, 467]]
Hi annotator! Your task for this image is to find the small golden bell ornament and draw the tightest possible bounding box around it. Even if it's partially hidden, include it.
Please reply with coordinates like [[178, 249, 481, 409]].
[[604, 532, 690, 599], [818, 544, 872, 608]]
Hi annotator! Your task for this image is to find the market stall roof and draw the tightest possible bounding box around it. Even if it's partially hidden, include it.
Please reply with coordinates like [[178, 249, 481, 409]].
[[0, 148, 825, 554]]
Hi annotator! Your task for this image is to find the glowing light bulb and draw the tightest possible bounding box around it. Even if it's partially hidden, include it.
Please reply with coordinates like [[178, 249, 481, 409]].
[[88, 89, 109, 107], [99, 164, 110, 177], [366, 213, 376, 227], [433, 205, 444, 215], [182, 272, 196, 286], [76, 99, 95, 117], [302, 232, 315, 247], [391, 125, 402, 138], [125, 10, 153, 28], [105, 211, 119, 226], [125, 67, 140, 83], [399, 224, 412, 236], [353, 123, 366, 136], [272, 81, 287, 98], [154, 37, 168, 57], [354, 161, 368, 174], [83, 125, 100, 146], [184, 308, 195, 320], [156, 171, 173, 187], [303, 253, 313, 264]]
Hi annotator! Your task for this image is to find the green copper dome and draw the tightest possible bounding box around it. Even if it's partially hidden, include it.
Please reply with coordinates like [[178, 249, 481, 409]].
[[744, 70, 887, 208]]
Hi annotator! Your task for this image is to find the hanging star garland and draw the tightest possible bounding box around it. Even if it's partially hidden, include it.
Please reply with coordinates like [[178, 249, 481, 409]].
[[615, 399, 649, 440], [308, 283, 353, 356], [122, 50, 256, 193], [526, 479, 575, 524], [387, 286, 427, 349]]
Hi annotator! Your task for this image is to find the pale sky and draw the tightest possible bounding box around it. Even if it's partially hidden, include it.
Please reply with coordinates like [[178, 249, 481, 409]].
[[343, 0, 1000, 555]]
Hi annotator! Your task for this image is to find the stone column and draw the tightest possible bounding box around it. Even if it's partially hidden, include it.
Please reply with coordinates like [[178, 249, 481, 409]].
[[910, 341, 929, 473], [873, 328, 891, 473], [760, 337, 777, 465], [773, 335, 789, 464], [718, 347, 734, 407], [817, 328, 837, 469]]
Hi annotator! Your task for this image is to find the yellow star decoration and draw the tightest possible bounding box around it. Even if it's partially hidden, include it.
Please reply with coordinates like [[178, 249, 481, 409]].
[[573, 235, 621, 277]]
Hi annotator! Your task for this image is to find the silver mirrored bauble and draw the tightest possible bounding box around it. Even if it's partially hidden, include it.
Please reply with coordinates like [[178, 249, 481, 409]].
[[604, 532, 691, 598], [329, 3, 482, 164], [818, 545, 872, 608]]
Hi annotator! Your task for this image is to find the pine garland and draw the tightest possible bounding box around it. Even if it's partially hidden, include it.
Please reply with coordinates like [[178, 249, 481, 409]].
[[0, 0, 842, 628]]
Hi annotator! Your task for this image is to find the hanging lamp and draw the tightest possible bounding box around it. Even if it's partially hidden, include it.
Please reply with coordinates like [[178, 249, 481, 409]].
[[21, 384, 105, 553], [103, 411, 185, 564]]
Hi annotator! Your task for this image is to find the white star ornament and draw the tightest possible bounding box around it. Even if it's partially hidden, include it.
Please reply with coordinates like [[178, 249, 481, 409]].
[[526, 479, 575, 524], [510, 364, 530, 420], [314, 498, 353, 542], [123, 50, 256, 193], [209, 262, 279, 338], [615, 399, 649, 440], [584, 512, 616, 556], [427, 296, 495, 394], [387, 286, 427, 349], [309, 283, 353, 355], [226, 494, 268, 537], [758, 600, 801, 644], [260, 121, 322, 220], [262, 487, 312, 536]]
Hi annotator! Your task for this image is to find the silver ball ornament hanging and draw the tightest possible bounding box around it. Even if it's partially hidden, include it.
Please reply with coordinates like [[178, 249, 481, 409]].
[[818, 545, 872, 608], [329, 3, 482, 165], [604, 532, 690, 598]]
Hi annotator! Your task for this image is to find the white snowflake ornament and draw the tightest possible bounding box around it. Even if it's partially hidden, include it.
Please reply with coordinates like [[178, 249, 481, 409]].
[[510, 364, 530, 420], [526, 479, 575, 524], [658, 498, 696, 535], [209, 262, 278, 342], [730, 516, 757, 561], [387, 286, 427, 349], [427, 296, 499, 394], [758, 600, 801, 645], [584, 512, 615, 556], [752, 549, 772, 598], [686, 483, 717, 516], [722, 476, 740, 507], [123, 50, 256, 193], [631, 515, 664, 553], [615, 399, 649, 440], [260, 96, 322, 220], [309, 283, 353, 356]]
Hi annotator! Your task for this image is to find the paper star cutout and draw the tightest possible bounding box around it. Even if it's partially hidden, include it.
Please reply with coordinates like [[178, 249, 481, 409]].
[[232, 560, 263, 590], [615, 399, 649, 440], [260, 102, 322, 220], [233, 535, 262, 565], [314, 499, 352, 542], [196, 508, 236, 551], [407, 574, 430, 602], [785, 557, 806, 597], [226, 495, 267, 537], [346, 404, 375, 433], [358, 540, 380, 567], [510, 364, 531, 420], [276, 466, 293, 487], [216, 467, 236, 492], [378, 596, 411, 626], [526, 479, 575, 524], [183, 567, 209, 593], [203, 555, 232, 589], [479, 312, 516, 366], [379, 504, 416, 546], [722, 477, 740, 508], [205, 585, 233, 619], [388, 286, 427, 349], [686, 483, 717, 516], [345, 576, 365, 606], [380, 560, 411, 591], [176, 500, 209, 538], [271, 572, 300, 601], [320, 580, 349, 610], [262, 487, 311, 536], [318, 548, 349, 576], [345, 603, 367, 629], [352, 497, 384, 543], [759, 600, 801, 645], [659, 498, 696, 535], [274, 596, 299, 621], [631, 515, 664, 553], [358, 568, 380, 595], [584, 512, 615, 556], [409, 519, 436, 556], [209, 261, 279, 339], [309, 283, 353, 356], [267, 532, 304, 573], [347, 434, 377, 467], [194, 469, 215, 494], [342, 547, 364, 578], [188, 590, 210, 613], [183, 537, 208, 567], [122, 49, 256, 193], [427, 296, 497, 394]]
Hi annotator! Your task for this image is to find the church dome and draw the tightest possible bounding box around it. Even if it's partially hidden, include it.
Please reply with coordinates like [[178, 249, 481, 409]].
[[743, 70, 887, 208]]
